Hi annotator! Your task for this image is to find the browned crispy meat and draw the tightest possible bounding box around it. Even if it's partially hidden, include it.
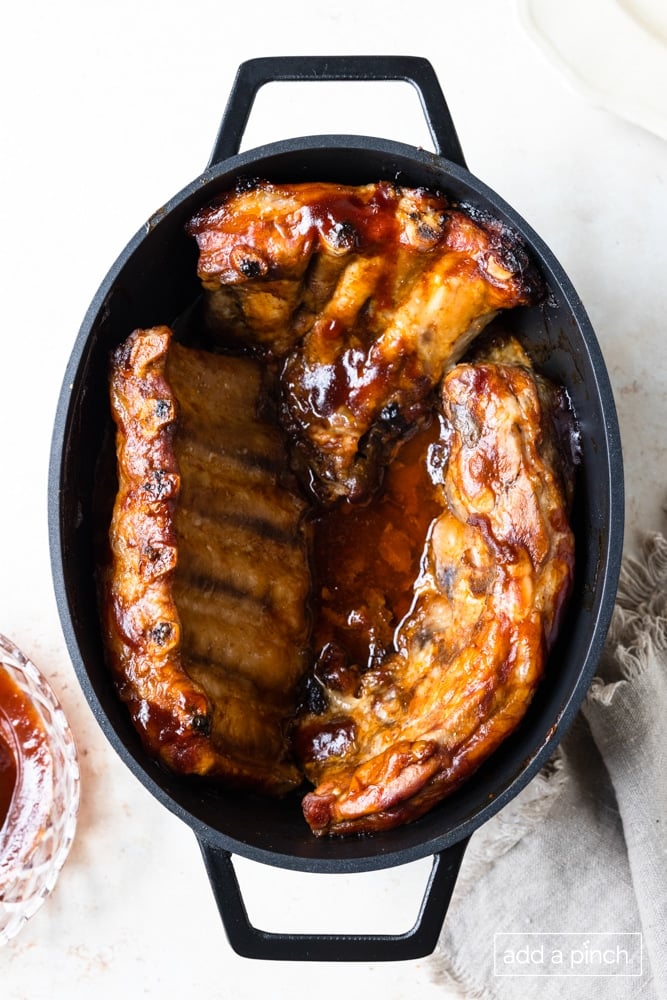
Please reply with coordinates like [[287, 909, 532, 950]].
[[293, 349, 575, 835], [187, 180, 541, 502], [103, 326, 310, 794]]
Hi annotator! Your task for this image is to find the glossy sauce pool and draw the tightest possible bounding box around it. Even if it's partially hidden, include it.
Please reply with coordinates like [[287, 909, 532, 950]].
[[312, 416, 443, 672]]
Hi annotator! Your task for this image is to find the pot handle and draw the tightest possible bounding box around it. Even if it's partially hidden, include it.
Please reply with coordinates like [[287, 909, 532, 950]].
[[208, 55, 466, 168], [197, 836, 469, 962]]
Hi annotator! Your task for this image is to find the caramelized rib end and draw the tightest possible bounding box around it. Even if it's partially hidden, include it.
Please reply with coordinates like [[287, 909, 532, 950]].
[[187, 180, 543, 503], [294, 347, 575, 835]]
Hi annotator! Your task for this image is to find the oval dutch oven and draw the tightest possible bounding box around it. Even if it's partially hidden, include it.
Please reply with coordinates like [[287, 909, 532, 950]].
[[48, 55, 624, 962]]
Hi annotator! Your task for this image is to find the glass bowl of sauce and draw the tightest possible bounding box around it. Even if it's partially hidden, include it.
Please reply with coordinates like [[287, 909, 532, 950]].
[[0, 633, 79, 945]]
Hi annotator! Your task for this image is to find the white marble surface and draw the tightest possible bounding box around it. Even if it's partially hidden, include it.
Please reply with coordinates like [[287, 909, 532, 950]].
[[1, 1, 665, 996]]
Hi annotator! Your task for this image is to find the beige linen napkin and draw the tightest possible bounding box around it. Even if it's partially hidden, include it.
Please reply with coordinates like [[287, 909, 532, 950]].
[[429, 531, 667, 999]]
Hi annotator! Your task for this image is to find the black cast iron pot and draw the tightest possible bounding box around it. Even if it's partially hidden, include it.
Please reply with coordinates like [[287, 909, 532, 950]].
[[48, 55, 624, 962]]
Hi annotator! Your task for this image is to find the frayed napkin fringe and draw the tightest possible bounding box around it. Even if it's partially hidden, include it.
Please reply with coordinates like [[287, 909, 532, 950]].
[[430, 956, 491, 1000], [589, 532, 667, 706], [611, 531, 667, 625]]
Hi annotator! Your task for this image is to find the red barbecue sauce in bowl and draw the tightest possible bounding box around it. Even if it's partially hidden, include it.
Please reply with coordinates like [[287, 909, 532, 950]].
[[0, 662, 51, 868], [0, 635, 78, 944], [0, 729, 16, 832]]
